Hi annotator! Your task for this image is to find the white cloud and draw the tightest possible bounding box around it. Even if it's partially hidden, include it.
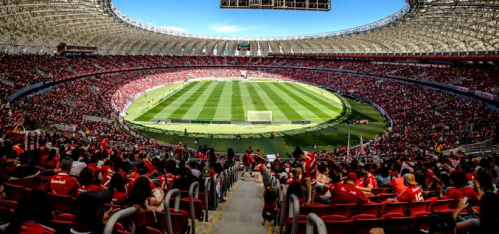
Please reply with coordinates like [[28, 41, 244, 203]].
[[209, 24, 242, 33], [161, 26, 188, 32]]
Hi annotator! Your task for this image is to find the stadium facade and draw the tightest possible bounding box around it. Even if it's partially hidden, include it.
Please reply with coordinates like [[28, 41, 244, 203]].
[[0, 0, 498, 56]]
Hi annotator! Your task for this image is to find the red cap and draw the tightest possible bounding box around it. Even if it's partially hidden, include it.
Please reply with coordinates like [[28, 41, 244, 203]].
[[347, 172, 357, 181]]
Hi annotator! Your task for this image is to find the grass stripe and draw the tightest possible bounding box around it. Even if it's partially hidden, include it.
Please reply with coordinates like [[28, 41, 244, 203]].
[[134, 82, 199, 121], [197, 82, 226, 120], [272, 82, 332, 120], [167, 82, 212, 120], [231, 82, 245, 121], [284, 83, 342, 112], [256, 82, 304, 121], [245, 82, 268, 111]]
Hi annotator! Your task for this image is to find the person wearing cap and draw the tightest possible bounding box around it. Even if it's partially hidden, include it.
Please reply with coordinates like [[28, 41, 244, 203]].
[[395, 173, 424, 202], [331, 172, 369, 205], [293, 147, 318, 205]]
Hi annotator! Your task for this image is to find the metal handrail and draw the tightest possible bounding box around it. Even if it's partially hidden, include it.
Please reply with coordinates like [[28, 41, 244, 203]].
[[204, 177, 212, 221], [164, 188, 181, 234], [289, 194, 300, 234], [189, 182, 199, 234], [213, 174, 219, 209], [306, 213, 327, 234], [278, 184, 288, 234], [103, 207, 138, 234]]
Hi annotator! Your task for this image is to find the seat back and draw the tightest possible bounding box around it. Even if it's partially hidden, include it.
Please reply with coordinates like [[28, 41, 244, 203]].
[[384, 215, 416, 230], [377, 193, 397, 202], [408, 201, 431, 216], [8, 175, 43, 190], [4, 183, 27, 200], [323, 219, 352, 234], [356, 203, 381, 217], [301, 204, 329, 217], [381, 202, 408, 215], [329, 204, 355, 219], [48, 193, 75, 214], [164, 189, 189, 234], [285, 215, 307, 234], [430, 199, 454, 212]]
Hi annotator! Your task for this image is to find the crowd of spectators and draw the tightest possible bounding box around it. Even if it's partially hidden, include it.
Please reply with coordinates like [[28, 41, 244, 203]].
[[0, 56, 497, 233]]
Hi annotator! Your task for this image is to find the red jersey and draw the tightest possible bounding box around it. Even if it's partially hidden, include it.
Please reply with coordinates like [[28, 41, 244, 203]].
[[397, 185, 424, 202], [112, 190, 127, 205], [302, 153, 318, 185], [445, 187, 479, 200], [100, 165, 115, 187], [356, 178, 366, 188], [425, 169, 435, 184], [332, 182, 369, 204], [243, 154, 254, 167], [144, 159, 158, 176], [20, 221, 55, 234], [366, 174, 377, 188], [159, 174, 176, 190], [46, 173, 79, 197]]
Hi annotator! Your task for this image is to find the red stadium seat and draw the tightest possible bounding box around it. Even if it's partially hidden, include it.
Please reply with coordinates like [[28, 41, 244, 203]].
[[4, 183, 28, 200], [285, 215, 307, 234], [8, 175, 43, 190], [0, 200, 17, 211], [356, 203, 381, 217], [351, 214, 377, 220], [329, 203, 355, 219], [48, 193, 76, 214], [382, 213, 416, 230], [380, 202, 408, 215], [371, 188, 384, 195], [50, 220, 75, 230], [430, 199, 454, 213], [136, 209, 189, 234], [323, 219, 352, 234], [301, 203, 329, 217], [408, 201, 431, 216]]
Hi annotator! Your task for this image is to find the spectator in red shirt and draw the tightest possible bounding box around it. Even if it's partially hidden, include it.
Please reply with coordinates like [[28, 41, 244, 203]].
[[86, 154, 101, 178], [356, 166, 377, 194], [46, 159, 79, 197], [6, 190, 55, 234], [331, 172, 369, 205], [100, 161, 115, 187], [108, 173, 128, 205], [293, 147, 318, 205], [241, 153, 254, 180], [396, 173, 424, 202], [77, 167, 104, 195], [441, 171, 480, 201]]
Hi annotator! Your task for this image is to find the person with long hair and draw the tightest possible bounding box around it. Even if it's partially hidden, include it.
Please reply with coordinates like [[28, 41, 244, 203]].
[[456, 193, 499, 233], [77, 167, 103, 195], [129, 176, 164, 211], [108, 173, 127, 205]]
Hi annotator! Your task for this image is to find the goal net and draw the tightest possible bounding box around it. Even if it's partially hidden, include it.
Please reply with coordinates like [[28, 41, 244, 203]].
[[247, 111, 273, 122]]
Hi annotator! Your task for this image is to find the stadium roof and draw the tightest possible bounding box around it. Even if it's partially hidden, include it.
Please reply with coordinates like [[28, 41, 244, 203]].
[[0, 0, 498, 56]]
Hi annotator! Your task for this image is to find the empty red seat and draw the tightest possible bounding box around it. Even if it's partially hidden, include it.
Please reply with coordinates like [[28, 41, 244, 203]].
[[383, 213, 416, 230], [408, 201, 431, 216], [301, 203, 329, 217], [329, 203, 355, 219], [8, 175, 43, 190], [381, 202, 408, 215], [351, 214, 377, 220], [48, 193, 76, 214], [136, 209, 189, 234], [430, 199, 454, 213], [356, 203, 381, 217], [0, 200, 17, 211], [56, 213, 76, 222], [4, 183, 27, 200]]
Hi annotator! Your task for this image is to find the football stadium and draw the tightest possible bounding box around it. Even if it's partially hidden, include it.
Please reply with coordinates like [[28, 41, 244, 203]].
[[0, 0, 498, 234]]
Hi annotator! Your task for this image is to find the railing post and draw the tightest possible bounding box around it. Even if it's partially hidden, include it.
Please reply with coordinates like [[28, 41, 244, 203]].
[[103, 207, 138, 234], [279, 184, 288, 234], [289, 194, 300, 234], [164, 188, 181, 234], [306, 213, 327, 234], [213, 174, 219, 209], [189, 182, 200, 234], [204, 177, 212, 220]]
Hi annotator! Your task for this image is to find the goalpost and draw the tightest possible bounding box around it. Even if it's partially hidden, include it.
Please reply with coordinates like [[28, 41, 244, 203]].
[[247, 111, 273, 122]]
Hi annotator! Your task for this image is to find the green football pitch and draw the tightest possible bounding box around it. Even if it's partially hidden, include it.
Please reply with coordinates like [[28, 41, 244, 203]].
[[134, 80, 342, 123], [124, 79, 388, 156]]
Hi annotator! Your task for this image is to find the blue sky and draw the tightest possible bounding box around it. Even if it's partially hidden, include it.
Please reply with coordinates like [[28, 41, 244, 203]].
[[113, 0, 407, 38]]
